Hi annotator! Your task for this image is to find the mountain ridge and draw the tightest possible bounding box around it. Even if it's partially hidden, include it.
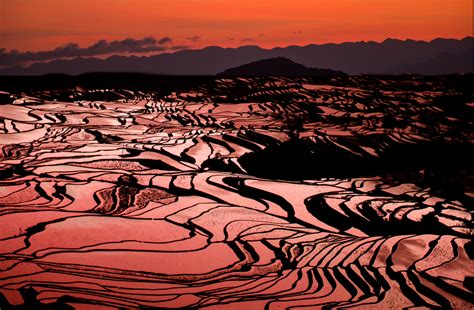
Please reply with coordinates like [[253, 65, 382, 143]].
[[1, 36, 472, 75]]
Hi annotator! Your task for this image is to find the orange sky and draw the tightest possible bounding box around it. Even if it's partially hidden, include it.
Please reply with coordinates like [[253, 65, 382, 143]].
[[1, 0, 472, 52]]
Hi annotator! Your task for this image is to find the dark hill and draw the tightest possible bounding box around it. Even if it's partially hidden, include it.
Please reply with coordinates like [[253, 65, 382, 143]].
[[217, 57, 346, 76]]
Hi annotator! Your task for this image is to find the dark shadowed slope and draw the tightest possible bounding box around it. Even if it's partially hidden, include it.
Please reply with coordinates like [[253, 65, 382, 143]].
[[217, 57, 346, 76], [0, 37, 472, 75], [395, 48, 474, 75]]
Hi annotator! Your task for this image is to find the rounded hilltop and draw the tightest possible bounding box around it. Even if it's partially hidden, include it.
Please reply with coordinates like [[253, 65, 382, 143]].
[[217, 57, 347, 76]]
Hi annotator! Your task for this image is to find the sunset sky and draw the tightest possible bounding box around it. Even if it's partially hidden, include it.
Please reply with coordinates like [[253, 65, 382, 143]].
[[0, 0, 472, 59]]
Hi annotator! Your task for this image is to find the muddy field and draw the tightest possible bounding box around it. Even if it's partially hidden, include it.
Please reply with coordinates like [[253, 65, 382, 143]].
[[0, 74, 473, 308]]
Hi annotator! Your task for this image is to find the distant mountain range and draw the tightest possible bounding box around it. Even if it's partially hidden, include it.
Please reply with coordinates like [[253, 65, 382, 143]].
[[1, 37, 472, 75], [217, 57, 346, 76]]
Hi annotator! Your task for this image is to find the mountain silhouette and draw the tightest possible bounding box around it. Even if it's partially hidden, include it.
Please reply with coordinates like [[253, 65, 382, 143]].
[[217, 57, 346, 76], [394, 48, 473, 75], [0, 37, 472, 75]]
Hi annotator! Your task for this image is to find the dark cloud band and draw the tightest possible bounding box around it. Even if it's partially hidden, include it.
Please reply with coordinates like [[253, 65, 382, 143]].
[[0, 36, 179, 66]]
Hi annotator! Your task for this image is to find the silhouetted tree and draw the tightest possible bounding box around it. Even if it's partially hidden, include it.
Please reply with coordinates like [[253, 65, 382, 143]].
[[283, 115, 304, 140]]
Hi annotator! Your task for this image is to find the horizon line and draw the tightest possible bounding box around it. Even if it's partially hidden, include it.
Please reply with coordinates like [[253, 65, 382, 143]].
[[3, 35, 473, 70]]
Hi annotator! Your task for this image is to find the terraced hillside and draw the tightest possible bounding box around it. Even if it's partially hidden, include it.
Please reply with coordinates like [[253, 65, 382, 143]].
[[0, 75, 473, 309]]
